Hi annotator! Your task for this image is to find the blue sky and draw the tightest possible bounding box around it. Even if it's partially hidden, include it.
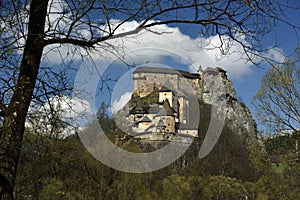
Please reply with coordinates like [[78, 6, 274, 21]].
[[232, 2, 300, 124], [41, 0, 300, 132], [88, 5, 299, 125]]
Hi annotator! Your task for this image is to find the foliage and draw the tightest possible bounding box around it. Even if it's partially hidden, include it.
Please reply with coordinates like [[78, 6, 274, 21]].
[[206, 176, 248, 200], [264, 132, 300, 156], [255, 174, 294, 200], [13, 86, 300, 200], [201, 121, 258, 181], [14, 92, 300, 200], [14, 126, 300, 200], [253, 49, 300, 131], [248, 142, 271, 179], [1, 0, 300, 198]]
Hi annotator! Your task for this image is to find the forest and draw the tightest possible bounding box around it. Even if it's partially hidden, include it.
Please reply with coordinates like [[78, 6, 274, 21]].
[[0, 0, 299, 199], [14, 103, 300, 200]]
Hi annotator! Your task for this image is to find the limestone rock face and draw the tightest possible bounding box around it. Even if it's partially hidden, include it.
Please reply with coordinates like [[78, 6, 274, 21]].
[[226, 101, 257, 140], [201, 67, 256, 141]]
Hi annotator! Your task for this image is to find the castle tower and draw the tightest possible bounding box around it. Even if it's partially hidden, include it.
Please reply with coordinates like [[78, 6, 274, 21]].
[[158, 86, 174, 107], [155, 99, 176, 133], [197, 65, 203, 77]]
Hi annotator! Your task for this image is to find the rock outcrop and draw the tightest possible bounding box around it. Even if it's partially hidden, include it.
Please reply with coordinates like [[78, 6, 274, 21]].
[[202, 67, 256, 142]]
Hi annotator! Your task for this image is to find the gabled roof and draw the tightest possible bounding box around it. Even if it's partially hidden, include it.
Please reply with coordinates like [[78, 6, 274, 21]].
[[204, 67, 227, 76], [148, 105, 160, 114], [176, 69, 201, 79], [133, 66, 181, 74], [130, 106, 147, 114], [156, 119, 166, 127], [130, 96, 146, 114], [156, 99, 175, 116], [136, 116, 152, 123], [145, 124, 155, 132]]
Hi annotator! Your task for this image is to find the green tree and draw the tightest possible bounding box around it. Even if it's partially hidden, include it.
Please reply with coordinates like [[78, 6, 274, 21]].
[[206, 176, 248, 200], [253, 48, 300, 132], [187, 176, 212, 200], [39, 178, 70, 200], [283, 163, 300, 198], [0, 0, 299, 198], [248, 141, 271, 179], [255, 174, 293, 200], [160, 174, 192, 200], [15, 130, 120, 199], [202, 124, 257, 181]]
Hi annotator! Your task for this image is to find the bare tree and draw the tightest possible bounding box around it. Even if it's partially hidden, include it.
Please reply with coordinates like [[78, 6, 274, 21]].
[[253, 47, 300, 133], [0, 0, 299, 198]]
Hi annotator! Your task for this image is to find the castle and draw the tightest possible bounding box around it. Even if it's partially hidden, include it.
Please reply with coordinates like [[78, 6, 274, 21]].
[[126, 66, 206, 139], [118, 65, 255, 142]]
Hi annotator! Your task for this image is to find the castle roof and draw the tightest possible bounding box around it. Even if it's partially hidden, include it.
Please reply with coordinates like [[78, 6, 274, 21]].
[[136, 116, 152, 123], [148, 105, 160, 114], [204, 67, 227, 76], [157, 119, 166, 127], [159, 86, 172, 92], [129, 96, 146, 114], [133, 66, 200, 79], [156, 99, 175, 116], [130, 103, 165, 115], [144, 124, 155, 132]]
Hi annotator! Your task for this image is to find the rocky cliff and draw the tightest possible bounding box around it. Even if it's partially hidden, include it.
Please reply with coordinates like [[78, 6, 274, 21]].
[[201, 67, 257, 142]]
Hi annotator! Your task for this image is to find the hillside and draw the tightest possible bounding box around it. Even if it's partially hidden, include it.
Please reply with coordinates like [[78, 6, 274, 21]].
[[15, 81, 300, 199], [15, 67, 300, 199]]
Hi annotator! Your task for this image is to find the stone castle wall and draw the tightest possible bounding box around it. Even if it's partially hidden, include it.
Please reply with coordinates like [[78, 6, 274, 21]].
[[133, 72, 179, 97], [133, 67, 202, 98]]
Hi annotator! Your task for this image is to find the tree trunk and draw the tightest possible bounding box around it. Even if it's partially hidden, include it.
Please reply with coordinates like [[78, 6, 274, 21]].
[[0, 0, 48, 199]]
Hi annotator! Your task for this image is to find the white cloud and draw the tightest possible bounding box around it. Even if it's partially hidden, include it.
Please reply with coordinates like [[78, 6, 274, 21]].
[[46, 0, 71, 36], [90, 20, 283, 80], [262, 47, 285, 64], [40, 11, 287, 113], [43, 17, 285, 80], [111, 92, 132, 114], [26, 95, 93, 138]]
